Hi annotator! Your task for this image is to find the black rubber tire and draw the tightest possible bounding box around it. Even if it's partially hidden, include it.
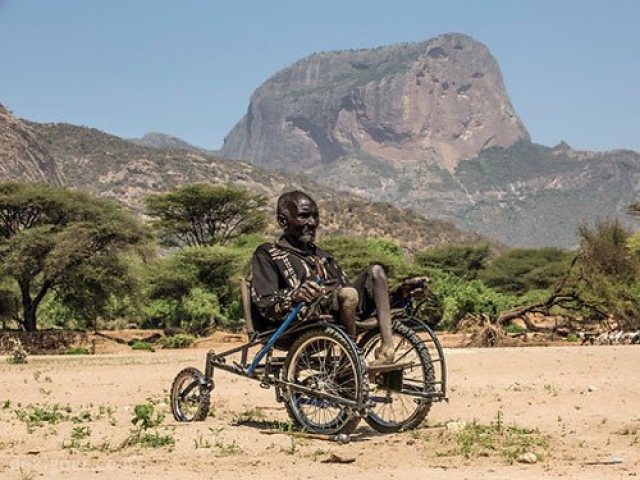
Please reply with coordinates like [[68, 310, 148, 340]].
[[170, 367, 211, 422], [359, 322, 434, 433], [283, 327, 366, 435]]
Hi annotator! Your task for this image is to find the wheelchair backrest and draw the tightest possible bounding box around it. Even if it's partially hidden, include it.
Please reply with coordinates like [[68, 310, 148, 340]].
[[239, 278, 256, 338]]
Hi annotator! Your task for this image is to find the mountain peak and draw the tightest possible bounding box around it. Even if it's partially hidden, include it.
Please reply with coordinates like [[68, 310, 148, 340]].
[[221, 34, 529, 172]]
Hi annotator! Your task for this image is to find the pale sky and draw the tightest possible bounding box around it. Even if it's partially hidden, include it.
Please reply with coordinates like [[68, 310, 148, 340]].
[[2, 0, 639, 153]]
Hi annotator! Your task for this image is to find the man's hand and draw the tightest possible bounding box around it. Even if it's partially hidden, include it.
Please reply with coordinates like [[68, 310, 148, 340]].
[[291, 280, 325, 303]]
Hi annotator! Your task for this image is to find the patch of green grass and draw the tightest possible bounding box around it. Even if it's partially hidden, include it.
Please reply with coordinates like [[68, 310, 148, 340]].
[[71, 426, 92, 440], [437, 411, 550, 464], [120, 402, 174, 449], [503, 323, 527, 334], [130, 341, 155, 352], [70, 410, 93, 423], [214, 439, 243, 457], [131, 403, 164, 430], [194, 433, 211, 449], [231, 405, 265, 424], [159, 334, 195, 349], [14, 403, 72, 430], [62, 347, 91, 355], [136, 431, 175, 448]]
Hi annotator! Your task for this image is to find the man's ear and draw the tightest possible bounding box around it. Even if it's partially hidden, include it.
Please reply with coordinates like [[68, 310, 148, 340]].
[[277, 214, 288, 228]]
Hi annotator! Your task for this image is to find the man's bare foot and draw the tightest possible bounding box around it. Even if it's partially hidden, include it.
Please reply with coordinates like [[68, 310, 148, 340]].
[[370, 344, 395, 366]]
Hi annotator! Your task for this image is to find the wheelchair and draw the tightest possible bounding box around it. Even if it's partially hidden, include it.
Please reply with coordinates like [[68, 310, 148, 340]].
[[170, 279, 447, 435]]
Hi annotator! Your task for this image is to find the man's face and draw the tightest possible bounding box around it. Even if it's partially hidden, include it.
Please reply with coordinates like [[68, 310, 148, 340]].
[[281, 194, 319, 244]]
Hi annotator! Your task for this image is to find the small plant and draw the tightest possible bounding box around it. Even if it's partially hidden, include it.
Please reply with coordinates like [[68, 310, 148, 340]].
[[62, 347, 91, 355], [131, 403, 164, 430], [159, 334, 196, 349], [503, 323, 527, 334], [566, 333, 579, 342], [543, 384, 558, 396], [214, 439, 243, 457], [231, 405, 265, 424], [6, 338, 27, 364], [130, 341, 155, 352], [18, 467, 35, 480], [136, 431, 175, 448], [70, 410, 93, 423], [438, 411, 550, 463], [71, 426, 92, 440], [194, 433, 211, 449], [121, 402, 174, 449], [280, 437, 298, 455], [309, 448, 332, 462], [14, 403, 72, 432]]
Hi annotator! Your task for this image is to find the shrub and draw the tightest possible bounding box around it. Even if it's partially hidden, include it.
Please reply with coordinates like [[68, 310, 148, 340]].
[[6, 338, 28, 364], [62, 347, 91, 355], [130, 341, 155, 352], [159, 334, 195, 349]]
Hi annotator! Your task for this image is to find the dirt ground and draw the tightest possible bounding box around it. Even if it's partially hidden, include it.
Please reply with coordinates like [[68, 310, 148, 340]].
[[0, 333, 638, 480]]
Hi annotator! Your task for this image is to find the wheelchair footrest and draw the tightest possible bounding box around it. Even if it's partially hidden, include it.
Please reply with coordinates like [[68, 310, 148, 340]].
[[366, 360, 412, 373]]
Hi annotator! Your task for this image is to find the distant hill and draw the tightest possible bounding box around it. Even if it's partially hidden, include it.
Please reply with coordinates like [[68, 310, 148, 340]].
[[128, 132, 218, 155], [19, 120, 489, 253], [454, 142, 640, 248]]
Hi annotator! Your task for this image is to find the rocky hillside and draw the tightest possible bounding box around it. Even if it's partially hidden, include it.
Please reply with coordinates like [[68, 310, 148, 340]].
[[453, 142, 640, 248], [221, 33, 529, 173], [0, 104, 64, 185], [24, 121, 488, 253]]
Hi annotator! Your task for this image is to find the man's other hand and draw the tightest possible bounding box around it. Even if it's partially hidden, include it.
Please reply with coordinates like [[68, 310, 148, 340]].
[[291, 280, 325, 303]]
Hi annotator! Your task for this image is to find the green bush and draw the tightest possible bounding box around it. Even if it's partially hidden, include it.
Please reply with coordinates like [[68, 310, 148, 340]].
[[503, 323, 527, 334], [159, 334, 195, 349], [426, 269, 518, 330], [130, 341, 155, 352], [318, 236, 412, 284]]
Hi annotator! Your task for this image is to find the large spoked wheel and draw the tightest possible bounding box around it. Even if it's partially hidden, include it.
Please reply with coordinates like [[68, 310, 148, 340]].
[[283, 328, 367, 435], [171, 367, 211, 422], [359, 322, 434, 432]]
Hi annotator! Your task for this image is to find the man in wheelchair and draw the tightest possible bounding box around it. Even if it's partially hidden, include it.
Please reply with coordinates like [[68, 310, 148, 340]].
[[250, 190, 398, 365]]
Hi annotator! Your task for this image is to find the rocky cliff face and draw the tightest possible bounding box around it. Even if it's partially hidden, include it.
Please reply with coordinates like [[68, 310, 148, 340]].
[[221, 33, 529, 172], [0, 104, 64, 185]]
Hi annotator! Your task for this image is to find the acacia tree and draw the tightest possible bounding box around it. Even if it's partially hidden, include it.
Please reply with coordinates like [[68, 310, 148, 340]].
[[145, 184, 268, 247], [0, 182, 151, 331]]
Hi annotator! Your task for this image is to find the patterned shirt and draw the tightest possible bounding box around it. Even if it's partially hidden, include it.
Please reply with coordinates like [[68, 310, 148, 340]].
[[249, 236, 349, 328]]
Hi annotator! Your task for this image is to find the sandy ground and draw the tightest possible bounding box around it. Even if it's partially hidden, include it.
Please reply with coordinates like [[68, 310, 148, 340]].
[[1, 336, 639, 480]]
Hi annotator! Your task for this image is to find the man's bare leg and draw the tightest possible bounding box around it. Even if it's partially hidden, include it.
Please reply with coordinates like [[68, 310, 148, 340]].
[[370, 265, 395, 364], [337, 287, 358, 340]]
